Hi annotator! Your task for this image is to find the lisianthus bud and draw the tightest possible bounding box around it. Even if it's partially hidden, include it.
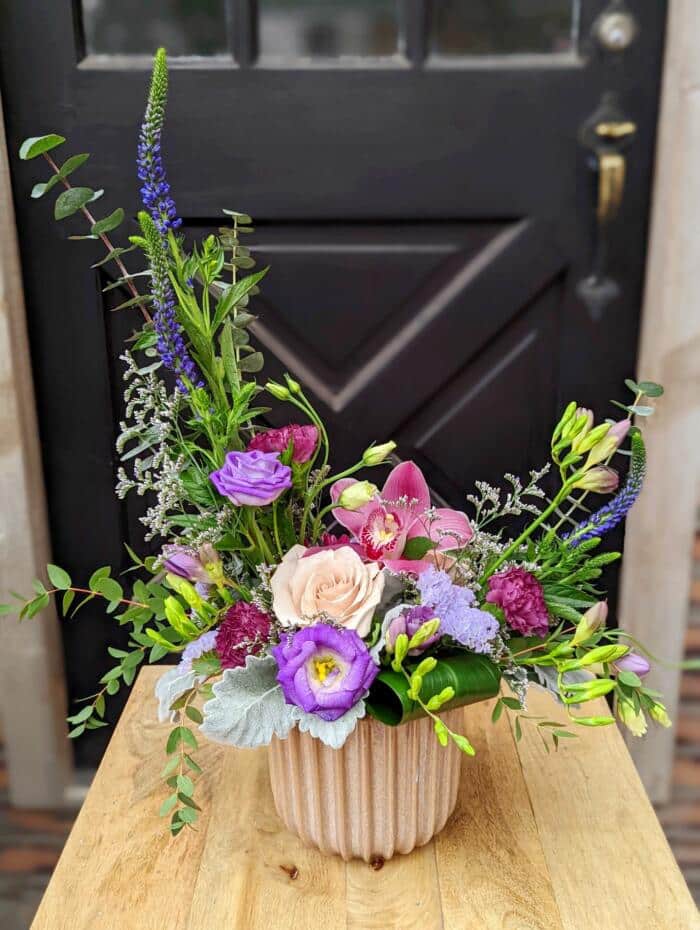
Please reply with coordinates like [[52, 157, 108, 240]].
[[608, 418, 631, 447], [649, 702, 672, 727], [573, 465, 619, 494], [617, 699, 648, 736], [613, 651, 651, 678], [584, 434, 619, 469], [283, 373, 302, 394], [571, 601, 608, 646], [361, 441, 397, 466], [336, 480, 378, 511], [265, 380, 292, 401], [199, 543, 223, 586]]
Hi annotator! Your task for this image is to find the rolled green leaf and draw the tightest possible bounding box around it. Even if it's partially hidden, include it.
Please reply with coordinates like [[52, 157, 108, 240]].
[[366, 653, 501, 726]]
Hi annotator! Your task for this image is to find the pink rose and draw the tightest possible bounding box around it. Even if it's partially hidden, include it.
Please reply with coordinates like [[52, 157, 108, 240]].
[[486, 567, 549, 638], [270, 545, 384, 637], [247, 424, 318, 463]]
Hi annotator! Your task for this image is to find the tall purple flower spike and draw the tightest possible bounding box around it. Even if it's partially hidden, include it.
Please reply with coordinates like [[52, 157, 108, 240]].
[[565, 430, 646, 546], [138, 50, 202, 391]]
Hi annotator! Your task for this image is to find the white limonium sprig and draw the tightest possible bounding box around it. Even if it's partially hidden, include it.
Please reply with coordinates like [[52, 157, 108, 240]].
[[466, 464, 550, 530]]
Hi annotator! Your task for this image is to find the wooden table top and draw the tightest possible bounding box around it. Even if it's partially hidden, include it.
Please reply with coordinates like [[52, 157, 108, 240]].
[[31, 667, 699, 930]]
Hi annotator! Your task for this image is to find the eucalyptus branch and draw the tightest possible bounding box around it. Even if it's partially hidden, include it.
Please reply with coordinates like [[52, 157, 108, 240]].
[[43, 152, 152, 323]]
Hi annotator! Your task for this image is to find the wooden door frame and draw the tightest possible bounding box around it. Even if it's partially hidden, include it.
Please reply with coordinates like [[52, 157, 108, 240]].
[[618, 0, 700, 803], [0, 88, 73, 807], [0, 2, 695, 806]]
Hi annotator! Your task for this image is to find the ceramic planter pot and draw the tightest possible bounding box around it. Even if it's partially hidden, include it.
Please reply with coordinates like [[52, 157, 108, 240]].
[[267, 708, 463, 862]]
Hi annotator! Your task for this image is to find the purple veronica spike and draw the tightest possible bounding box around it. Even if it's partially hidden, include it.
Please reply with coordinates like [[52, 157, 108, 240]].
[[137, 50, 181, 236], [565, 431, 646, 546]]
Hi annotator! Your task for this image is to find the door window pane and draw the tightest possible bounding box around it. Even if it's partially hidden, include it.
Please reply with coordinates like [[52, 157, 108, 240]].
[[81, 0, 228, 57], [431, 0, 578, 56], [259, 0, 398, 60]]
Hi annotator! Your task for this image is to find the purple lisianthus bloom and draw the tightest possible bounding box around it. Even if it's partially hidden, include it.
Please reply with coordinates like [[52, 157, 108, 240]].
[[486, 566, 549, 638], [386, 604, 441, 656], [210, 450, 292, 506], [178, 629, 218, 673], [272, 623, 378, 721], [417, 567, 499, 653], [162, 543, 217, 583]]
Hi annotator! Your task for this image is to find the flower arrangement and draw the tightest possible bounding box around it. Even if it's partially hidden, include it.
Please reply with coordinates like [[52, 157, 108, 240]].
[[4, 51, 673, 841]]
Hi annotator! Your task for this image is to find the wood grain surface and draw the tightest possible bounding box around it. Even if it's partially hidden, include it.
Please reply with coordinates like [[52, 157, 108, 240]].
[[30, 668, 699, 930]]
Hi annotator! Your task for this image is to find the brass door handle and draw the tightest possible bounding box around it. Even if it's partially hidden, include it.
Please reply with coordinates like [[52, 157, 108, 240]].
[[594, 121, 636, 223]]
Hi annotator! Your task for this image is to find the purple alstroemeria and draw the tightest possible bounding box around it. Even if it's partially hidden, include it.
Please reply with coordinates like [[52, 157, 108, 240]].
[[210, 450, 292, 506], [272, 623, 378, 721]]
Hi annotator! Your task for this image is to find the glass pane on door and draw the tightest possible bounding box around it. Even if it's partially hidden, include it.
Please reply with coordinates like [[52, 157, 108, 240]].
[[81, 0, 228, 56], [259, 0, 399, 60], [431, 0, 578, 56]]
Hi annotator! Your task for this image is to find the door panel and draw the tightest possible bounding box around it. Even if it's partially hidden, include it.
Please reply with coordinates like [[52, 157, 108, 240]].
[[0, 0, 666, 763]]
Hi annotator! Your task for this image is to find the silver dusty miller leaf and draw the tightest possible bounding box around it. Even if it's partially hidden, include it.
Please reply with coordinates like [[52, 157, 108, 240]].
[[155, 666, 197, 723], [200, 654, 295, 748], [290, 698, 367, 750]]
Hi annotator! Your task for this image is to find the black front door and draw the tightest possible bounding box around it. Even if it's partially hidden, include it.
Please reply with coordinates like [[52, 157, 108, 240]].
[[0, 1, 666, 764]]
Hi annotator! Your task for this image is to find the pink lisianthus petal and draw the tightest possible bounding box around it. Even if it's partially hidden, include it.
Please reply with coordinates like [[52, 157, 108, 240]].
[[330, 478, 377, 535], [381, 461, 431, 512]]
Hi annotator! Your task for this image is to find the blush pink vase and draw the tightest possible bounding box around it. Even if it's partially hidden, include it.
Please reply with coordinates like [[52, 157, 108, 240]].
[[267, 708, 463, 862]]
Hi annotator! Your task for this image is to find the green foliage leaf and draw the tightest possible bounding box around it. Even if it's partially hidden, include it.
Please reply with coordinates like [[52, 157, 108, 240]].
[[92, 576, 123, 602], [159, 794, 178, 816], [91, 208, 124, 237], [54, 187, 95, 220], [491, 699, 504, 723], [47, 564, 71, 590], [19, 134, 65, 160], [68, 724, 86, 738], [401, 536, 436, 560], [0, 604, 15, 617], [627, 405, 655, 416], [637, 381, 664, 397], [238, 351, 264, 373], [185, 705, 203, 724], [618, 670, 642, 688]]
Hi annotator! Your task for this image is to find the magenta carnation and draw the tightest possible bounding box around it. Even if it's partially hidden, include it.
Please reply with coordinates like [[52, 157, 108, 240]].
[[247, 424, 318, 463], [486, 567, 549, 638], [215, 602, 272, 670]]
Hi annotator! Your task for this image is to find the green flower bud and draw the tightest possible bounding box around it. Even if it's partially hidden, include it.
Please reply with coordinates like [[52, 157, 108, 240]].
[[552, 401, 578, 443], [616, 699, 648, 737], [283, 373, 302, 394], [265, 380, 291, 401], [335, 481, 378, 511], [362, 441, 397, 466], [649, 702, 672, 728], [572, 420, 609, 454]]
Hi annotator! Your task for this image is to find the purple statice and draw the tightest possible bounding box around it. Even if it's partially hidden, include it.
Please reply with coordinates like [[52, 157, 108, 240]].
[[417, 566, 499, 654], [565, 430, 646, 546], [137, 48, 181, 236], [178, 629, 218, 673]]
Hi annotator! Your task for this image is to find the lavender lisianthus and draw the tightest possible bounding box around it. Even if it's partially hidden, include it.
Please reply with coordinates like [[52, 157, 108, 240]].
[[272, 623, 378, 721], [417, 566, 499, 653], [210, 450, 292, 506], [386, 604, 441, 655]]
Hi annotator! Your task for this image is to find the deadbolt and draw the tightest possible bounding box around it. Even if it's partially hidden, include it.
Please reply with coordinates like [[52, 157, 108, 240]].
[[593, 10, 638, 52]]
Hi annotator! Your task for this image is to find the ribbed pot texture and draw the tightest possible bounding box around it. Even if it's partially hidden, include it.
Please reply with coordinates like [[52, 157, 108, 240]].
[[267, 708, 463, 862]]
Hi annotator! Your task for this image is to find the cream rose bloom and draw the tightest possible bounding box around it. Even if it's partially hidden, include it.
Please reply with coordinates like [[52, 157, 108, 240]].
[[271, 545, 384, 637]]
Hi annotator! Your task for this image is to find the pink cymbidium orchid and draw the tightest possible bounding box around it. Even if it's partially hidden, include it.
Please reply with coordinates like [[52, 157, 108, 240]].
[[330, 461, 472, 573]]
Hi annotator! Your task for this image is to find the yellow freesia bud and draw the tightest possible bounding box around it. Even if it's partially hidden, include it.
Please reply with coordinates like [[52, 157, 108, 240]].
[[584, 434, 619, 469], [572, 466, 619, 494], [336, 481, 378, 511], [573, 421, 610, 454], [362, 441, 397, 466]]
